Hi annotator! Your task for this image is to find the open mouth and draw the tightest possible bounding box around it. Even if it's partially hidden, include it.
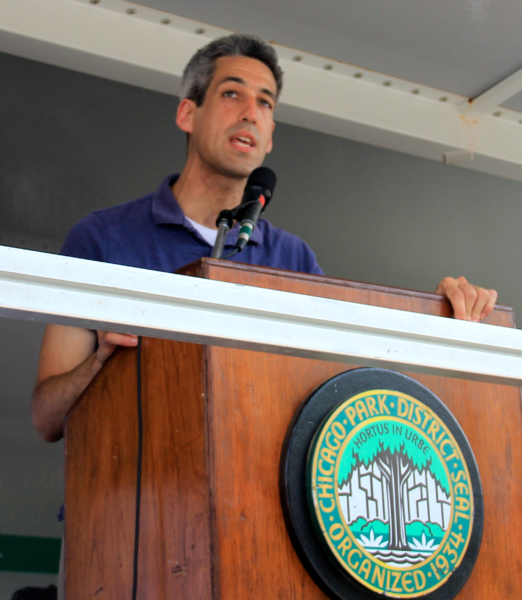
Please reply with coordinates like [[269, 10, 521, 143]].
[[230, 133, 256, 150]]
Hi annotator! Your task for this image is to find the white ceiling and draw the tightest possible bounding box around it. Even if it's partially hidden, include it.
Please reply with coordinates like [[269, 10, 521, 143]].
[[136, 0, 522, 99], [2, 0, 522, 180]]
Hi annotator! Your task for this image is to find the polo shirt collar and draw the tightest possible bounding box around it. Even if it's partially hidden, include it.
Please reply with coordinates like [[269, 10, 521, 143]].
[[151, 173, 263, 244], [151, 174, 185, 226]]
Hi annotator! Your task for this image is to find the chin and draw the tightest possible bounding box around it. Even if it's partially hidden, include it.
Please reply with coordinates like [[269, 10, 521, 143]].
[[221, 161, 259, 179]]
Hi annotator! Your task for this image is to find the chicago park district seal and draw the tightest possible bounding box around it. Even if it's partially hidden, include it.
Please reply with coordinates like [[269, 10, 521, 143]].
[[280, 369, 483, 600], [309, 390, 473, 597]]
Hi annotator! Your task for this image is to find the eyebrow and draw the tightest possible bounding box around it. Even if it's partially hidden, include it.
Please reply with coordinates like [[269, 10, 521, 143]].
[[217, 76, 277, 102]]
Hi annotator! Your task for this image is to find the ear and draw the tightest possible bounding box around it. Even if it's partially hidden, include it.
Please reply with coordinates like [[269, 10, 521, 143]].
[[265, 121, 275, 154], [176, 98, 197, 134]]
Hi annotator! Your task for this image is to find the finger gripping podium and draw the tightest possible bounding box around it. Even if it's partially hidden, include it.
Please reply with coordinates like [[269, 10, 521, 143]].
[[64, 259, 522, 599]]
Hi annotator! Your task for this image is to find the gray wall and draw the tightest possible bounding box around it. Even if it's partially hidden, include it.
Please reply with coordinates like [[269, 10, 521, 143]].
[[1, 49, 521, 591], [267, 132, 521, 303]]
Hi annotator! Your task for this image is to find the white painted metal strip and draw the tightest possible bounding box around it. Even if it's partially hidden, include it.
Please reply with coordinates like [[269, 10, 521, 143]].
[[1, 0, 522, 182], [468, 66, 522, 115], [1, 246, 521, 386]]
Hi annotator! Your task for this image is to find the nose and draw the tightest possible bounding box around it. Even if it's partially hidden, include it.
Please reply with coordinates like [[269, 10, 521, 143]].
[[239, 94, 258, 124]]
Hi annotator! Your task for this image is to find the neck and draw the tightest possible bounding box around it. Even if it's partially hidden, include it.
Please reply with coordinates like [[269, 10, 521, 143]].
[[172, 156, 248, 229]]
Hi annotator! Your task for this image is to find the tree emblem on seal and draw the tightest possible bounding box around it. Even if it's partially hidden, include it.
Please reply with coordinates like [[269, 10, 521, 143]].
[[339, 416, 450, 558]]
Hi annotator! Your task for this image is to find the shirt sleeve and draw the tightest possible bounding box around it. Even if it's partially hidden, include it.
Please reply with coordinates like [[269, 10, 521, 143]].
[[60, 212, 108, 263]]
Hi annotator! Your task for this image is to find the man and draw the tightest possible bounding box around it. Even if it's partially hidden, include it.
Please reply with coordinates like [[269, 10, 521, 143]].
[[32, 34, 497, 443]]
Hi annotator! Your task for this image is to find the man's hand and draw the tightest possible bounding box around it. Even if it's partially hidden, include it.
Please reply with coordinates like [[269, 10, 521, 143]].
[[95, 331, 138, 365], [435, 276, 498, 322]]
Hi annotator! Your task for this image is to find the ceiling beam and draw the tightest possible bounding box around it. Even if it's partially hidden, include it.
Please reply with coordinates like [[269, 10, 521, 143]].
[[467, 66, 522, 115], [2, 0, 522, 182]]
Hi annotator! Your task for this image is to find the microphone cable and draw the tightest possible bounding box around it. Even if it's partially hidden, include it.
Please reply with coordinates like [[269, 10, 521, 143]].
[[131, 336, 144, 600], [221, 247, 240, 260]]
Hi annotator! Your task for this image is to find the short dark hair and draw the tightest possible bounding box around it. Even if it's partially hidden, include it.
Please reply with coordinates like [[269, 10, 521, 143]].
[[181, 34, 283, 106]]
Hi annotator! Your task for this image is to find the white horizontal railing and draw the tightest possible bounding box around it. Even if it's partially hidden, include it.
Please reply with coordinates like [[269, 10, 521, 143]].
[[1, 245, 522, 386]]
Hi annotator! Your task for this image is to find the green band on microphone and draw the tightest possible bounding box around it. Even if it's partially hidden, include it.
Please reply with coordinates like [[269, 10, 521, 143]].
[[239, 223, 253, 237]]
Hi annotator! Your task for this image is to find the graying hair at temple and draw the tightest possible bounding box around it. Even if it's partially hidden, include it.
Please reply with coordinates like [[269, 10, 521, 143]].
[[180, 33, 284, 106]]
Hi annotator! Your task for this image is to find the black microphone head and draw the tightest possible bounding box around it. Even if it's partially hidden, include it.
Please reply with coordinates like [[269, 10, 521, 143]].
[[246, 167, 277, 204]]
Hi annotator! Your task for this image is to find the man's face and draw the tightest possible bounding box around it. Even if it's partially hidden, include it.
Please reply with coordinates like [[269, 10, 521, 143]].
[[177, 56, 277, 179]]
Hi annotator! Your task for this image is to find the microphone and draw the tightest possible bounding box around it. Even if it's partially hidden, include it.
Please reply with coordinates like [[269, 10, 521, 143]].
[[212, 167, 277, 259], [235, 167, 277, 251]]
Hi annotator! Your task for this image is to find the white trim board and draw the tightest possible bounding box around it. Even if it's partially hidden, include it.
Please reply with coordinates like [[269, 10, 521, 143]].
[[1, 245, 522, 386]]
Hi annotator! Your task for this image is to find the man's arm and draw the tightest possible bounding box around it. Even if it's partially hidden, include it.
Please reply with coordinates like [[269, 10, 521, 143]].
[[32, 324, 137, 442], [435, 276, 498, 321]]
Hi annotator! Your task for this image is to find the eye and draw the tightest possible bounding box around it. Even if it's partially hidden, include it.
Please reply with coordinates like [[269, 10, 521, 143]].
[[259, 98, 273, 109], [222, 90, 238, 98]]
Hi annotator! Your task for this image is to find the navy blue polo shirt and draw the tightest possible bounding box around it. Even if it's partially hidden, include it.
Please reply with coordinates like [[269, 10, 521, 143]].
[[60, 174, 323, 276]]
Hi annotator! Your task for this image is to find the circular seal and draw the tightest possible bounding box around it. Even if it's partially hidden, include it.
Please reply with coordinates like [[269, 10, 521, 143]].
[[280, 368, 483, 600]]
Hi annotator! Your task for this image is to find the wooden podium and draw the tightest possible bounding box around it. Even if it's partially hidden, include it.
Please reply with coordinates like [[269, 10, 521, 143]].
[[64, 260, 522, 599]]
